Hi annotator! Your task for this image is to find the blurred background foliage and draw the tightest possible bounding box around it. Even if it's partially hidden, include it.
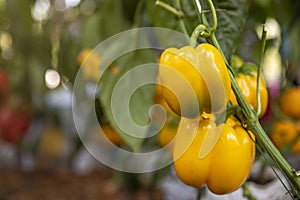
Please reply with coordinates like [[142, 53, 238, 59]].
[[0, 0, 300, 199], [0, 0, 299, 167], [0, 0, 299, 103]]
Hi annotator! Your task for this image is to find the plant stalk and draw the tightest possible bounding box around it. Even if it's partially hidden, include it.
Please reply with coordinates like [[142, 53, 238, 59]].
[[173, 0, 189, 36], [182, 0, 300, 195], [242, 183, 257, 200], [155, 0, 188, 35], [256, 24, 267, 117], [155, 0, 184, 18], [202, 1, 300, 193], [216, 40, 300, 198]]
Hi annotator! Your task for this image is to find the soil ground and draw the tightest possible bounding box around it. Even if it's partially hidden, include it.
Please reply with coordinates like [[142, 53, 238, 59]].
[[0, 167, 163, 200]]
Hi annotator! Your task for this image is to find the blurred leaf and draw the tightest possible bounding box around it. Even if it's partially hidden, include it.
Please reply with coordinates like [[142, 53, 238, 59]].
[[81, 14, 103, 47], [78, 0, 158, 152], [286, 19, 300, 83], [6, 0, 33, 55], [98, 0, 130, 40], [122, 0, 140, 23], [99, 33, 157, 152], [0, 1, 9, 29], [80, 0, 131, 49]]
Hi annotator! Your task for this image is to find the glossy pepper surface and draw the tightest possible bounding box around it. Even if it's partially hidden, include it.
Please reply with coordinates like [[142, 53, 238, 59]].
[[173, 117, 255, 194], [159, 44, 231, 118]]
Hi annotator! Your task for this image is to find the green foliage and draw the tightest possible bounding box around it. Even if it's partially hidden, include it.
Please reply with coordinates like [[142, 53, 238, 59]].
[[99, 47, 157, 151], [147, 0, 251, 59], [80, 14, 103, 48], [97, 0, 130, 40], [1, 0, 299, 157], [146, 0, 198, 35], [88, 0, 156, 151], [208, 0, 252, 59]]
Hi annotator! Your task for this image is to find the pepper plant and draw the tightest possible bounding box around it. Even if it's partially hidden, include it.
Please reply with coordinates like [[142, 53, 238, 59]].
[[151, 0, 300, 198]]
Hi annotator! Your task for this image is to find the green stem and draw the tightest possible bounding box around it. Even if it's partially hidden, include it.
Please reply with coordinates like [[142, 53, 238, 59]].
[[50, 12, 64, 70], [207, 0, 217, 32], [190, 24, 209, 47], [133, 0, 145, 27], [192, 0, 202, 22], [216, 105, 240, 125], [211, 34, 228, 65], [242, 183, 257, 200], [249, 119, 300, 197], [256, 24, 267, 117], [155, 0, 188, 35], [229, 72, 256, 119], [197, 187, 206, 200], [190, 0, 300, 196], [178, 18, 188, 36], [213, 36, 300, 198], [173, 0, 189, 35], [155, 0, 184, 18], [51, 39, 59, 69], [191, 0, 217, 45], [194, 0, 202, 14]]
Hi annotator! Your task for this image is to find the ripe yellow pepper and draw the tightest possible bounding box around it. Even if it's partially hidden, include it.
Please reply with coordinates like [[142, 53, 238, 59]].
[[230, 63, 268, 117], [279, 86, 300, 118], [173, 117, 255, 194], [157, 115, 179, 148], [270, 120, 300, 154], [159, 43, 231, 118], [77, 48, 101, 81], [101, 123, 124, 146]]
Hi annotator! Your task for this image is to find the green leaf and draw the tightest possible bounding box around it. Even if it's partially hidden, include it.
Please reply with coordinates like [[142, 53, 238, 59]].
[[98, 33, 157, 152], [80, 0, 130, 47], [80, 14, 103, 47], [81, 0, 159, 152], [208, 0, 252, 60], [97, 0, 130, 40], [146, 0, 251, 59]]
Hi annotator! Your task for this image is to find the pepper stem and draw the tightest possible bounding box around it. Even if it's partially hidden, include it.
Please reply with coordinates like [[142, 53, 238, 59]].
[[190, 24, 209, 47], [212, 22, 300, 200], [256, 24, 267, 117], [242, 183, 257, 200], [207, 0, 217, 33], [190, 0, 300, 197], [155, 0, 188, 35], [155, 0, 184, 18]]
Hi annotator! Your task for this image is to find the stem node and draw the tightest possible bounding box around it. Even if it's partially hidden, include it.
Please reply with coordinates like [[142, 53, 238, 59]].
[[294, 170, 300, 177]]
